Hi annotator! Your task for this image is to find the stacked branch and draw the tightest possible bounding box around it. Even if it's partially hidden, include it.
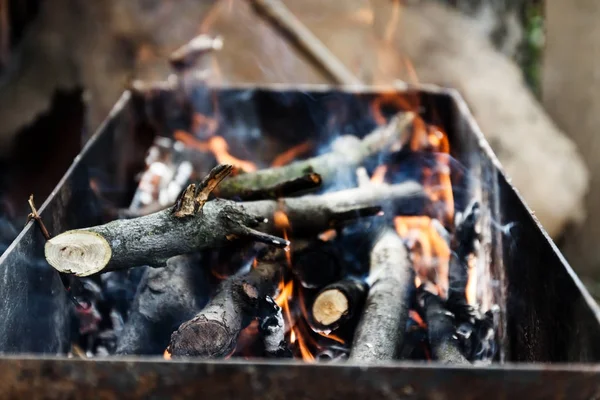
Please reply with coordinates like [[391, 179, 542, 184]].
[[115, 254, 208, 355], [215, 112, 415, 199], [168, 257, 282, 358], [349, 229, 413, 362], [44, 165, 425, 277]]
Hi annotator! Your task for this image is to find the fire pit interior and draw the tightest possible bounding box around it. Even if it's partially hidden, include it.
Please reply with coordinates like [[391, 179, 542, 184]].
[[1, 82, 600, 369]]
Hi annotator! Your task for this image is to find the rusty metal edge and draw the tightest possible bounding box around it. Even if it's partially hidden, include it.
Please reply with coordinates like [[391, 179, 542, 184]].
[[1, 356, 600, 399], [0, 91, 133, 265]]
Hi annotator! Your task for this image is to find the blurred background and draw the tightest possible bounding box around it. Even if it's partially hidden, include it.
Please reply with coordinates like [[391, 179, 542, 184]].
[[0, 0, 598, 297]]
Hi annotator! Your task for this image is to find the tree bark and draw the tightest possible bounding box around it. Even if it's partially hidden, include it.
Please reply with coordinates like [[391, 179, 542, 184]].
[[45, 180, 424, 276], [349, 229, 412, 361]]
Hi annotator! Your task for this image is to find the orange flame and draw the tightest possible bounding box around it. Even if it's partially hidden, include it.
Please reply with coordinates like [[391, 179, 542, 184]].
[[294, 326, 315, 362], [174, 130, 257, 173], [370, 165, 388, 185], [271, 141, 314, 167], [394, 216, 450, 298], [465, 255, 477, 306], [409, 310, 427, 330], [163, 348, 172, 360], [318, 229, 337, 242]]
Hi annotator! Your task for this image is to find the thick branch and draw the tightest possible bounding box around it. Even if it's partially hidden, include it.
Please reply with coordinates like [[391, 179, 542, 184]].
[[230, 173, 322, 201], [168, 259, 282, 358], [115, 254, 209, 355], [349, 229, 412, 361], [246, 180, 426, 235], [215, 112, 415, 199], [310, 277, 368, 331]]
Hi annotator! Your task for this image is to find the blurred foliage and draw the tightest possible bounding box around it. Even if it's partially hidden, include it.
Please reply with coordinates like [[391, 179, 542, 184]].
[[520, 2, 544, 99]]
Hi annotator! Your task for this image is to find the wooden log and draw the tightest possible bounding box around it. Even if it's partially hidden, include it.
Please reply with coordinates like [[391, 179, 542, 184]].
[[115, 254, 209, 355], [420, 290, 470, 365], [167, 258, 282, 358], [45, 176, 424, 277], [228, 172, 322, 201], [215, 112, 415, 199], [246, 180, 426, 236], [44, 165, 289, 276], [310, 277, 368, 332], [349, 229, 412, 361]]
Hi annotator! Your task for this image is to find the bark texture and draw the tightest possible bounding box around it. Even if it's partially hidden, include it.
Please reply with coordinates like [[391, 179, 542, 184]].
[[349, 229, 412, 361]]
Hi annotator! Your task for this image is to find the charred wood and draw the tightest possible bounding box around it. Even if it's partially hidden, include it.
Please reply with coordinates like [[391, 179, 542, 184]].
[[168, 258, 282, 358], [115, 254, 208, 355], [215, 112, 415, 199], [447, 201, 481, 318], [420, 290, 470, 365], [349, 229, 412, 361], [310, 277, 368, 332], [258, 296, 291, 358]]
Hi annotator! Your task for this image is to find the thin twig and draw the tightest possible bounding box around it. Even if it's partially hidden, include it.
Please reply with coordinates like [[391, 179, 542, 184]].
[[27, 195, 51, 240]]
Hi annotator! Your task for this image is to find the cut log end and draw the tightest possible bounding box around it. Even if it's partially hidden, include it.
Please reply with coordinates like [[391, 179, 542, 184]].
[[169, 319, 236, 358], [312, 289, 349, 326], [44, 230, 112, 277]]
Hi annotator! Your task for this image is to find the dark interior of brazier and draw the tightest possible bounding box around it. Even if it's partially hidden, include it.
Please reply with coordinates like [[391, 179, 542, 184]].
[[38, 84, 505, 365]]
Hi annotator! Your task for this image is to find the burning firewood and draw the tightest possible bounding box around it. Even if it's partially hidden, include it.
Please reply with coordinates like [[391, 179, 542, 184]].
[[44, 166, 424, 277], [310, 277, 368, 332], [419, 288, 470, 365], [243, 180, 425, 236], [349, 229, 413, 361], [115, 254, 208, 355], [168, 256, 282, 358], [215, 112, 415, 199]]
